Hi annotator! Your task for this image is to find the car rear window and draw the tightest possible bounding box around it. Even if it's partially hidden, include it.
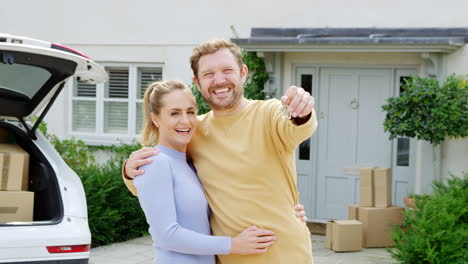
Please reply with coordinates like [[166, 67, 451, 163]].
[[0, 63, 51, 99]]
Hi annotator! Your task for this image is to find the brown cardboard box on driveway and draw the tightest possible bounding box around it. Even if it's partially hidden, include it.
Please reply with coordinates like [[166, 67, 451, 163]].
[[0, 144, 30, 191], [0, 191, 34, 223], [374, 168, 392, 208], [348, 204, 360, 220], [359, 206, 404, 248], [359, 167, 375, 207], [326, 220, 362, 252]]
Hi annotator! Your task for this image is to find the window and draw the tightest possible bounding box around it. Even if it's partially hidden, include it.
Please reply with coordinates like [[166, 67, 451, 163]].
[[299, 74, 313, 160], [396, 76, 411, 167], [70, 64, 162, 143]]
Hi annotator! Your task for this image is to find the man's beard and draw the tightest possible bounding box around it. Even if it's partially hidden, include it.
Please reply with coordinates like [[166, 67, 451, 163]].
[[201, 82, 243, 111]]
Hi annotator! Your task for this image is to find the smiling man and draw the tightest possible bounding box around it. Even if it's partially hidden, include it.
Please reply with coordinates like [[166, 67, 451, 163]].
[[124, 39, 317, 264]]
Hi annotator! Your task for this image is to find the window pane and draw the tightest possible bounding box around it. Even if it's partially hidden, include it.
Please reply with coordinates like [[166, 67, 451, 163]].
[[299, 138, 310, 160], [74, 79, 96, 97], [399, 76, 411, 94], [396, 137, 410, 166], [136, 102, 144, 133], [104, 102, 128, 133], [72, 101, 96, 132], [105, 68, 129, 98], [299, 74, 313, 160], [138, 68, 162, 99], [301, 74, 312, 94]]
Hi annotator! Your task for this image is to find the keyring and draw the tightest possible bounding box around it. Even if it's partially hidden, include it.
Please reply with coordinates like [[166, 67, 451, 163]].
[[281, 105, 291, 119]]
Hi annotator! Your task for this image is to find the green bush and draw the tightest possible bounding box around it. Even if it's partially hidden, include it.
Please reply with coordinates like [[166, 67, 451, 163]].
[[35, 122, 148, 247], [75, 160, 148, 247], [388, 174, 468, 264]]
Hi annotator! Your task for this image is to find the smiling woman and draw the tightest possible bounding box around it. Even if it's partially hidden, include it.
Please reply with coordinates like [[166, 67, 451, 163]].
[[139, 80, 198, 150]]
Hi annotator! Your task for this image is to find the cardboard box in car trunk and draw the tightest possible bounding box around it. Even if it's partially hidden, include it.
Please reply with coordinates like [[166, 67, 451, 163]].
[[358, 206, 404, 248], [326, 220, 362, 252], [0, 191, 34, 223], [0, 144, 30, 191]]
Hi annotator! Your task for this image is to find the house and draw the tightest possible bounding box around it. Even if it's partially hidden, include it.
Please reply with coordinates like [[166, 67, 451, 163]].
[[1, 0, 466, 222]]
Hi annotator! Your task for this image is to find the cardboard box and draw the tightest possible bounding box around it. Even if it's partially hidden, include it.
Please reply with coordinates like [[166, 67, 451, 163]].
[[359, 167, 375, 207], [348, 204, 360, 220], [358, 206, 404, 248], [374, 168, 392, 208], [0, 144, 30, 191], [326, 220, 362, 252], [0, 191, 34, 223]]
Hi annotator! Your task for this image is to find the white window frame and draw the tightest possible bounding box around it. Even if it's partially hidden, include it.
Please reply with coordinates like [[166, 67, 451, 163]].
[[68, 63, 164, 145]]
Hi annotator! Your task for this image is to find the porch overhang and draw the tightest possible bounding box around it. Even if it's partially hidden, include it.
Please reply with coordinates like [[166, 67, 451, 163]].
[[232, 28, 468, 53]]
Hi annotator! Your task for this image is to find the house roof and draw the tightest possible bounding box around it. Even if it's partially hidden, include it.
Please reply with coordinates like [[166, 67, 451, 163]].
[[232, 28, 468, 53]]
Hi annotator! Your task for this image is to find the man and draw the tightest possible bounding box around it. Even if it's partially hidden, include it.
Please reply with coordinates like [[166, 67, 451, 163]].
[[124, 39, 317, 264]]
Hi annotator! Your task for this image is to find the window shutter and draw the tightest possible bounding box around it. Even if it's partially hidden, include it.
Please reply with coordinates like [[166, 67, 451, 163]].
[[106, 69, 129, 98], [75, 80, 96, 97], [138, 68, 162, 99], [104, 102, 128, 134], [72, 101, 96, 132]]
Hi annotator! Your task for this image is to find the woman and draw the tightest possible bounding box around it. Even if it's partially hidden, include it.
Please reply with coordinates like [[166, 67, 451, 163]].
[[134, 80, 276, 264]]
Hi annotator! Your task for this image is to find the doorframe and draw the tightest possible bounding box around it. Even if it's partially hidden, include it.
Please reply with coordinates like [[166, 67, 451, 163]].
[[290, 63, 419, 221], [293, 66, 320, 221]]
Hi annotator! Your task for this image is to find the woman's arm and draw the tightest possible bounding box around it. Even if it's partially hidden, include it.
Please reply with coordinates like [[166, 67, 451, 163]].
[[135, 158, 231, 255], [134, 159, 276, 255]]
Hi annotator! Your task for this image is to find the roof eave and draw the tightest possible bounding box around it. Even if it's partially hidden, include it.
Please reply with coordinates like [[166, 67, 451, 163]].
[[233, 42, 462, 53]]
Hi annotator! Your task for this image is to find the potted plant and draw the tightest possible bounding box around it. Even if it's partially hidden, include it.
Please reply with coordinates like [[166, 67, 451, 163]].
[[382, 74, 467, 181]]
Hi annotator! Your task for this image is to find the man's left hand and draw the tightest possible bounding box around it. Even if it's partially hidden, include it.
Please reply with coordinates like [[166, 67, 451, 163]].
[[281, 86, 315, 118], [295, 204, 308, 222]]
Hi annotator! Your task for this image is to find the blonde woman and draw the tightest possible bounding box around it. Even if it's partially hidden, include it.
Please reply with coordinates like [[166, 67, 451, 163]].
[[134, 80, 276, 264]]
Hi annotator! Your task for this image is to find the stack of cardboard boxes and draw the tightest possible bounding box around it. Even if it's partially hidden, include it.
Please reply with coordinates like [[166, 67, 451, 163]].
[[326, 167, 404, 252], [0, 128, 34, 223]]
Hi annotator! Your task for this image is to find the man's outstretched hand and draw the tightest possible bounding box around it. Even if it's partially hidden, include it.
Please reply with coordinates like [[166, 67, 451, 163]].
[[124, 147, 159, 179], [281, 86, 315, 118]]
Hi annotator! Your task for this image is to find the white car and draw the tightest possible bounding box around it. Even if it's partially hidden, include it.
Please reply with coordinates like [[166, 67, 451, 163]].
[[0, 33, 107, 263]]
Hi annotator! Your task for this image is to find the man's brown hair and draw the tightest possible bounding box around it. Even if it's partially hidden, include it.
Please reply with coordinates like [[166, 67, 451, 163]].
[[190, 39, 243, 78]]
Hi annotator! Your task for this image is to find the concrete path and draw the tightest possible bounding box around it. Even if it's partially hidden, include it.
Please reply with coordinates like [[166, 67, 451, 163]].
[[89, 235, 399, 264]]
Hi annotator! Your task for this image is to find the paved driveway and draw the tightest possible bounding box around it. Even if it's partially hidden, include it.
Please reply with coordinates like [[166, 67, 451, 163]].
[[89, 235, 398, 264]]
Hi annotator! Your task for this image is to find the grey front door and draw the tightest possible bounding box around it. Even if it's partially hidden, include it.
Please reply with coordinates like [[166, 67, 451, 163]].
[[314, 68, 393, 220]]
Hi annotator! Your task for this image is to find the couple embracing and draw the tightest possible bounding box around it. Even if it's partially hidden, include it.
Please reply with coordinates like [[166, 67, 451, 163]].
[[122, 39, 317, 264]]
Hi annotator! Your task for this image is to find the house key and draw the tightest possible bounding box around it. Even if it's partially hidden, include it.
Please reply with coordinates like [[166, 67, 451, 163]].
[[281, 105, 291, 119]]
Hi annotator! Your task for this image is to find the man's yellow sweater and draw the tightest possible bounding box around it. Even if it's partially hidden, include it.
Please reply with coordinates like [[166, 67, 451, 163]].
[[125, 99, 317, 263]]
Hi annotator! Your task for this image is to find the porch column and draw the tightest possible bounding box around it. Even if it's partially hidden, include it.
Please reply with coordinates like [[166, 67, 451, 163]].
[[256, 52, 283, 99]]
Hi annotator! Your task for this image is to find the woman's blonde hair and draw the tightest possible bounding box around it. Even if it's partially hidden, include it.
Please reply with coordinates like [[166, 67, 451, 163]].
[[140, 80, 194, 146]]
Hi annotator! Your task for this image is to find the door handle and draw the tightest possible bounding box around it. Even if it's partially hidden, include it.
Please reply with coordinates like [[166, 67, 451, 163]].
[[350, 98, 359, 109]]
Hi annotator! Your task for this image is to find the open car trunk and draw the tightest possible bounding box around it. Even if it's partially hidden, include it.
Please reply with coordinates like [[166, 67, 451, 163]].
[[0, 122, 63, 225]]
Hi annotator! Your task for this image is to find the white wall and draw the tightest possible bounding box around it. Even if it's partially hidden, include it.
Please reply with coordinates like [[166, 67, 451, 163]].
[[442, 44, 468, 178], [2, 1, 468, 44]]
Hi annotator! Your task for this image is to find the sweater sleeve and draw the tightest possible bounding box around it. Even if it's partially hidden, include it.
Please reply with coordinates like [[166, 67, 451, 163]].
[[266, 99, 318, 152], [134, 158, 231, 255], [122, 160, 138, 196]]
